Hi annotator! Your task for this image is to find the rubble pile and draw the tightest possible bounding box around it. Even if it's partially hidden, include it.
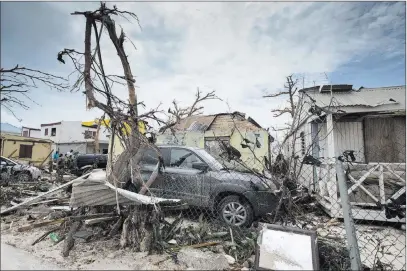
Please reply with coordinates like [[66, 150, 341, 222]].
[[0, 169, 258, 270], [2, 169, 397, 270]]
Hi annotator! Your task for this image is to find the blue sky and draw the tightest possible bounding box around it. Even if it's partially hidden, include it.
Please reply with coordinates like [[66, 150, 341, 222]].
[[1, 2, 405, 135]]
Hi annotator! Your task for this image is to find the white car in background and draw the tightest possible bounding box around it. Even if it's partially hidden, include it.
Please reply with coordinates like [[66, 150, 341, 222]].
[[0, 156, 42, 182]]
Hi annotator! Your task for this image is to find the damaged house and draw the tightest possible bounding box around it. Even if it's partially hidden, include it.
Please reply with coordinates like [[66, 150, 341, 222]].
[[156, 112, 274, 172], [0, 133, 53, 167], [286, 84, 406, 222]]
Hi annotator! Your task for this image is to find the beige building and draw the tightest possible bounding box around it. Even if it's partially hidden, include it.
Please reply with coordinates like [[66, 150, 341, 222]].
[[0, 133, 53, 167]]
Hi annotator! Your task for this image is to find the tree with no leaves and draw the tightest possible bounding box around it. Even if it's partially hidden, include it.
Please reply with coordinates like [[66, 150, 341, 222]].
[[57, 2, 219, 253], [0, 65, 68, 121]]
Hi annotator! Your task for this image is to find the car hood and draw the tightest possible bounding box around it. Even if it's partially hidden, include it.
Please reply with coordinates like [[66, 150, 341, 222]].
[[13, 164, 42, 179], [216, 169, 278, 191]]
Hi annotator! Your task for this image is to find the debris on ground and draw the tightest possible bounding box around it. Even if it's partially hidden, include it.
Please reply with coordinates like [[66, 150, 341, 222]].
[[1, 170, 404, 270]]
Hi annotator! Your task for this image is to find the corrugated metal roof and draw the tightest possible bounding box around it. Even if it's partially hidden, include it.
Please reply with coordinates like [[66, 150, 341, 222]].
[[70, 170, 181, 208], [307, 85, 406, 110], [170, 115, 217, 132]]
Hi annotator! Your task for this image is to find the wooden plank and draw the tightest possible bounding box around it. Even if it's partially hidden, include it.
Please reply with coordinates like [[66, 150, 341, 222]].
[[17, 219, 64, 232], [7, 149, 17, 158], [348, 174, 380, 203], [383, 164, 406, 184], [386, 187, 406, 204], [347, 164, 380, 194], [0, 174, 89, 215], [38, 149, 54, 168], [350, 202, 380, 207], [84, 216, 118, 225]]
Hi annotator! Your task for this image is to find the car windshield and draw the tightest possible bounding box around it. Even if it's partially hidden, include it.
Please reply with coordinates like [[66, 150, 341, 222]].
[[194, 149, 223, 170], [1, 157, 17, 166]]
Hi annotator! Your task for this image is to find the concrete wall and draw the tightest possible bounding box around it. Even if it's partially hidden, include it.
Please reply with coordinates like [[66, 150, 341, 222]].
[[22, 128, 41, 138], [0, 133, 52, 167]]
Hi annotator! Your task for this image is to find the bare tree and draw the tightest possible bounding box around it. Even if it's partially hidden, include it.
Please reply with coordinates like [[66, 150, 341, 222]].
[[264, 75, 298, 119], [57, 2, 170, 252], [0, 65, 68, 120], [160, 88, 219, 133]]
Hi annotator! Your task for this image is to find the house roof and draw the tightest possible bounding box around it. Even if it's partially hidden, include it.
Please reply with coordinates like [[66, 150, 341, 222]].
[[169, 115, 218, 132], [22, 126, 41, 131], [160, 112, 264, 133], [304, 85, 406, 112]]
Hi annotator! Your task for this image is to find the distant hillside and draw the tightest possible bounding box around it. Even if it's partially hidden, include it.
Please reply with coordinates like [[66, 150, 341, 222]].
[[0, 123, 22, 135]]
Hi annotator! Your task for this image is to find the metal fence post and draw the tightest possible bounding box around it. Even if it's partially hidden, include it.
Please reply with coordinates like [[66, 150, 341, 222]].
[[335, 159, 362, 270]]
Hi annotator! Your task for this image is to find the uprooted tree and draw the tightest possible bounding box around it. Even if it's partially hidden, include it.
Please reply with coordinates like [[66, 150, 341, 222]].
[[57, 2, 218, 252], [0, 65, 68, 120]]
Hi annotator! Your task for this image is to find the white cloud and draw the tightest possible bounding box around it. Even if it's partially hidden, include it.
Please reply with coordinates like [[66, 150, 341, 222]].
[[2, 2, 405, 137]]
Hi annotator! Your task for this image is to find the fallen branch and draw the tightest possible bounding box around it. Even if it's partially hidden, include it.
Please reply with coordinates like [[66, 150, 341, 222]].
[[17, 219, 65, 232], [62, 221, 82, 257], [31, 226, 61, 246], [108, 216, 124, 237]]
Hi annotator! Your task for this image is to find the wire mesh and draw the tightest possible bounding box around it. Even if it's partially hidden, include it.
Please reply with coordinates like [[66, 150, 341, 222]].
[[135, 136, 405, 270]]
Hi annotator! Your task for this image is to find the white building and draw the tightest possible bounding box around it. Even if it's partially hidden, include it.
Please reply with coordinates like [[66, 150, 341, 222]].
[[40, 120, 110, 155], [285, 84, 405, 223], [21, 126, 41, 138]]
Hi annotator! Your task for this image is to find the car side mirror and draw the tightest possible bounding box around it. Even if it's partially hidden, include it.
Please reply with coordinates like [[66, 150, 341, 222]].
[[192, 162, 209, 172]]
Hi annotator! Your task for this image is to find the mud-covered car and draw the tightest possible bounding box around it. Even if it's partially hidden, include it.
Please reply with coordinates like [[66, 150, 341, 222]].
[[0, 156, 42, 182], [135, 145, 280, 227]]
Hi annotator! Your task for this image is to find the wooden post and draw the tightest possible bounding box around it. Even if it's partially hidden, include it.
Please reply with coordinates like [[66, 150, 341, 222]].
[[7, 149, 17, 158], [38, 149, 54, 169]]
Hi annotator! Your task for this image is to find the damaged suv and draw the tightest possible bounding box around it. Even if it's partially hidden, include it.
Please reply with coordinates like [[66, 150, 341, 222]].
[[136, 145, 279, 227], [0, 156, 42, 182]]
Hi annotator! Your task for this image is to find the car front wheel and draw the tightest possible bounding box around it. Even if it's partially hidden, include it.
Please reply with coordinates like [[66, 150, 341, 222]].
[[17, 172, 32, 182], [218, 195, 254, 227]]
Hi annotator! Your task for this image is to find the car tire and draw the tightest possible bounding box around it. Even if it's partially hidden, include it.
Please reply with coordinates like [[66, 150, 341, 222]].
[[17, 171, 32, 182], [217, 195, 254, 227]]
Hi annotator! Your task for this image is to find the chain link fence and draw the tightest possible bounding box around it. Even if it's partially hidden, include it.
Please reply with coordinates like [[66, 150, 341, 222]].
[[133, 139, 405, 270], [295, 143, 406, 270]]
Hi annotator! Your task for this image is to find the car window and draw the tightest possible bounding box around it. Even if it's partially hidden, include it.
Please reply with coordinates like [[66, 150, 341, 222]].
[[0, 158, 14, 166], [140, 148, 159, 165], [170, 149, 202, 169]]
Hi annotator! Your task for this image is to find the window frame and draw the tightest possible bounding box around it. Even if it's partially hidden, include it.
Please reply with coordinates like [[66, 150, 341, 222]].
[[19, 144, 33, 159], [44, 128, 48, 136], [51, 128, 56, 137]]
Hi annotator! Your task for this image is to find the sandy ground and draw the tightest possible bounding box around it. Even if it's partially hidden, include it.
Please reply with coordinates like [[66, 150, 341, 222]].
[[1, 243, 63, 270], [1, 222, 188, 270], [1, 207, 405, 270]]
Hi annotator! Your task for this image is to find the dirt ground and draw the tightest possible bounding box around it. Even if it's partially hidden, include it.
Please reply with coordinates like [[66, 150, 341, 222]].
[[1, 223, 188, 270], [2, 215, 405, 270]]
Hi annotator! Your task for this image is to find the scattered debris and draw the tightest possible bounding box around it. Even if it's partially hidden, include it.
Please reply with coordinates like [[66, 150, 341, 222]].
[[73, 231, 93, 243], [177, 247, 230, 270]]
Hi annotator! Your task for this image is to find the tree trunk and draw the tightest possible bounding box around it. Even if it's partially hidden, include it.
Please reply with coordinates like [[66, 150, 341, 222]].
[[119, 205, 160, 252]]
